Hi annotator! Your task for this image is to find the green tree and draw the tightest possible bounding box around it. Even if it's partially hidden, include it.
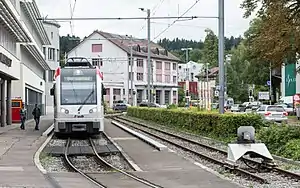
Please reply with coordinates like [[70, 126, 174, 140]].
[[226, 43, 250, 102], [59, 34, 81, 66], [201, 29, 218, 67], [241, 0, 300, 67]]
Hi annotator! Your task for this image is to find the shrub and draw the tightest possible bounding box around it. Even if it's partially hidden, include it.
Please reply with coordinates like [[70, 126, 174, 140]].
[[257, 125, 300, 159], [127, 107, 264, 142]]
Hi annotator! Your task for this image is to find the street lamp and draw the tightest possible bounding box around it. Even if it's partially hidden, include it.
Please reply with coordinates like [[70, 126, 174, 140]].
[[139, 8, 152, 102]]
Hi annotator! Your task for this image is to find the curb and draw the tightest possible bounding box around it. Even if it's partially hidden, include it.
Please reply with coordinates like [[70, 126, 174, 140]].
[[103, 132, 142, 172], [111, 120, 168, 151], [42, 124, 54, 136], [34, 132, 54, 174]]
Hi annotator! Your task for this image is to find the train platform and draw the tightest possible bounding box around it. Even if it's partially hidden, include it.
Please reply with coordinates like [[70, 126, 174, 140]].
[[0, 114, 55, 188], [88, 119, 243, 188]]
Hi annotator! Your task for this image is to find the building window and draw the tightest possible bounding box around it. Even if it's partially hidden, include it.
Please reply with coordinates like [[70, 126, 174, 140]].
[[51, 32, 53, 39], [165, 62, 170, 70], [137, 59, 143, 67], [137, 73, 143, 81], [92, 58, 103, 67], [191, 73, 194, 81], [48, 70, 55, 81], [113, 89, 121, 95], [173, 63, 176, 70], [156, 61, 162, 69], [43, 47, 46, 59], [156, 74, 162, 82], [57, 49, 60, 62], [48, 48, 55, 61], [165, 75, 170, 83], [128, 57, 133, 65], [129, 72, 134, 80], [92, 44, 102, 52], [173, 76, 177, 83]]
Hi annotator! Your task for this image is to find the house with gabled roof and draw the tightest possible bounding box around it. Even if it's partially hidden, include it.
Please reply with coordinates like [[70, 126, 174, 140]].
[[67, 30, 181, 107]]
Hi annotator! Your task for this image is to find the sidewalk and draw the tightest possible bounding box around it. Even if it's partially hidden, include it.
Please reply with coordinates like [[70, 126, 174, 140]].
[[0, 114, 55, 188]]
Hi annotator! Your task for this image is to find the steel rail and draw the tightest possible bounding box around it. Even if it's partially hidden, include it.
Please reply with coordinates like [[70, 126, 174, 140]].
[[64, 138, 107, 188], [88, 138, 163, 188], [112, 117, 268, 184], [114, 117, 300, 181]]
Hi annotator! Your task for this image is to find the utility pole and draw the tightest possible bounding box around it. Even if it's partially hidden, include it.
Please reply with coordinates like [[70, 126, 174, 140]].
[[206, 63, 209, 109], [146, 9, 151, 103], [130, 35, 134, 106], [139, 8, 151, 102], [181, 48, 192, 80], [269, 61, 272, 105], [218, 0, 225, 114]]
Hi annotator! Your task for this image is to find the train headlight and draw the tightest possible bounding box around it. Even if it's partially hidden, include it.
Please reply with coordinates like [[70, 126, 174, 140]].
[[89, 107, 97, 113], [60, 108, 69, 114]]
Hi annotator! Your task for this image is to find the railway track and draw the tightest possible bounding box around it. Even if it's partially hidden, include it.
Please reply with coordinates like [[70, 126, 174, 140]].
[[64, 137, 163, 188], [112, 116, 300, 185]]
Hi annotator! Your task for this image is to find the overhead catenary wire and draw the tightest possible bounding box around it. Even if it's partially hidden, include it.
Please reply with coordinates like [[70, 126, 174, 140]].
[[37, 16, 216, 21], [69, 0, 77, 56], [153, 0, 202, 40], [138, 0, 166, 32]]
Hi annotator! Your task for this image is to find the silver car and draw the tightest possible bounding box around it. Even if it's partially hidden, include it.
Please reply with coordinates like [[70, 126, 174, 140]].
[[256, 105, 288, 123]]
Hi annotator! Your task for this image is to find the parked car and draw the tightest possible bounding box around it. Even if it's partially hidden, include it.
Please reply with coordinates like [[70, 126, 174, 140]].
[[113, 103, 128, 112], [275, 103, 294, 115], [255, 105, 288, 123], [231, 104, 247, 112], [138, 102, 160, 108]]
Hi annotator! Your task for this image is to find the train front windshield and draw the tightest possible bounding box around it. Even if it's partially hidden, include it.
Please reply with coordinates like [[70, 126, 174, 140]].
[[60, 69, 97, 105]]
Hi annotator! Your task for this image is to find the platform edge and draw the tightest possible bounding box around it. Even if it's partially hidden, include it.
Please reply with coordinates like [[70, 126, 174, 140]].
[[111, 120, 167, 151], [42, 124, 54, 136], [34, 133, 54, 174]]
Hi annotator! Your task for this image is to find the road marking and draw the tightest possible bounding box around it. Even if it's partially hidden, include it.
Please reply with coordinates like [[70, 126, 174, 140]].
[[112, 137, 137, 141], [0, 166, 24, 171]]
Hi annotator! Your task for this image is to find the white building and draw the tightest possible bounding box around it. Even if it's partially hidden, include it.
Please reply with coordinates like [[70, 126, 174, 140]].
[[0, 0, 51, 126], [42, 20, 60, 113], [67, 30, 181, 108], [178, 61, 203, 82]]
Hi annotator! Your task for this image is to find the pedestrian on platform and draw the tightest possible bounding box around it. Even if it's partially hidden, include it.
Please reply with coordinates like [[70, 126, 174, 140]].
[[20, 104, 26, 130], [32, 104, 41, 130]]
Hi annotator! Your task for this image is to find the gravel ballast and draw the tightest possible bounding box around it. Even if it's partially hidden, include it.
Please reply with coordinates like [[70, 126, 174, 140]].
[[118, 116, 300, 188]]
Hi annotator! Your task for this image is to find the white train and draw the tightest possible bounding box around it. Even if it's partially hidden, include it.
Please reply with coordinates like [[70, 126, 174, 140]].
[[50, 57, 105, 136]]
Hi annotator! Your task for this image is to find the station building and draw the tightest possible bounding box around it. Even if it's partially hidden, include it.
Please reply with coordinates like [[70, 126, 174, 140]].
[[67, 30, 181, 108], [0, 0, 52, 126]]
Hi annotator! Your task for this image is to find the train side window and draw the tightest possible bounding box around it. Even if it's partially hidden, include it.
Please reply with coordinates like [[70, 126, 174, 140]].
[[12, 102, 21, 107]]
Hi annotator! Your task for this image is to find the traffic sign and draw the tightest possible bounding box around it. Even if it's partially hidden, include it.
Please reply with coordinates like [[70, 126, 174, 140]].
[[267, 81, 270, 86], [258, 91, 270, 100]]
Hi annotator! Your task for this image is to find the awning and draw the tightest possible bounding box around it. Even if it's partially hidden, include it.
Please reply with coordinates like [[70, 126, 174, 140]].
[[0, 0, 31, 42], [20, 0, 50, 45], [22, 44, 50, 70]]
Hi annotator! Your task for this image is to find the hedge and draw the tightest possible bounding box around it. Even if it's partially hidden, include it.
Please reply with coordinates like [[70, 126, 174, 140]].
[[257, 125, 300, 160], [127, 107, 264, 142]]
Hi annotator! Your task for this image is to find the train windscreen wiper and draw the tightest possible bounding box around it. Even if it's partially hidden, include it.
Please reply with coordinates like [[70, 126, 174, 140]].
[[77, 89, 95, 112]]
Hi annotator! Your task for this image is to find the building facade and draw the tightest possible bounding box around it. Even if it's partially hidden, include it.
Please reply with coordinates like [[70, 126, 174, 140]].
[[178, 61, 203, 82], [67, 30, 180, 107], [0, 0, 51, 126], [42, 21, 60, 113]]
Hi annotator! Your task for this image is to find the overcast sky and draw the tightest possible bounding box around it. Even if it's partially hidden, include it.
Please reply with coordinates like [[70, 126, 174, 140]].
[[35, 0, 255, 42]]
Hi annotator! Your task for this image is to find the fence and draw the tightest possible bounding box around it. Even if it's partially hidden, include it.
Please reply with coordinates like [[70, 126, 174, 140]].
[[25, 103, 45, 120]]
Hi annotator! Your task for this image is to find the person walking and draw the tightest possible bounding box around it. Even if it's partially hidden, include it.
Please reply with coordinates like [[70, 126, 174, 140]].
[[20, 104, 26, 130], [32, 104, 41, 130]]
